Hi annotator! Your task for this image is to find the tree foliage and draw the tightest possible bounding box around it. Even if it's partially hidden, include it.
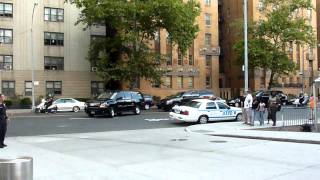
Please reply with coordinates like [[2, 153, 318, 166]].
[[67, 0, 200, 89], [233, 0, 316, 89]]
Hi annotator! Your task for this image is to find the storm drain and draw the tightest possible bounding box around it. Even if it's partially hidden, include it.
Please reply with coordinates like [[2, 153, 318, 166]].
[[210, 140, 227, 143], [171, 138, 188, 141], [192, 130, 214, 134]]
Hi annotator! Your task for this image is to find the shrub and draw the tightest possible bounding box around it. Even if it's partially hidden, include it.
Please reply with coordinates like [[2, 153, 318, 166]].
[[4, 100, 12, 108], [20, 97, 32, 106]]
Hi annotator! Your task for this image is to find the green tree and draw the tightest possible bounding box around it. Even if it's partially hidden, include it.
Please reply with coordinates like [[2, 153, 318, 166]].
[[233, 0, 316, 89], [67, 0, 200, 89]]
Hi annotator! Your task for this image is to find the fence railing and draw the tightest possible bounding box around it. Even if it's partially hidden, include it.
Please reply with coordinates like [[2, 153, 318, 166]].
[[279, 106, 318, 128]]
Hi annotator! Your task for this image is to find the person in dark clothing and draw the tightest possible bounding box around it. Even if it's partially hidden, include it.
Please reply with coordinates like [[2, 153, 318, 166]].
[[0, 94, 8, 148], [268, 92, 280, 126]]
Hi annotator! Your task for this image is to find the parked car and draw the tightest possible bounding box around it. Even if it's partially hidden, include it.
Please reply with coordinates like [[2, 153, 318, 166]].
[[227, 96, 245, 107], [85, 91, 145, 117], [254, 90, 288, 106], [157, 90, 216, 111], [42, 98, 85, 112], [143, 94, 154, 110], [169, 99, 242, 124]]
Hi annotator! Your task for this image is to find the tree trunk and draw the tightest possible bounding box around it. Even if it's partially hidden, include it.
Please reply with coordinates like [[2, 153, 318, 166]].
[[268, 71, 275, 90]]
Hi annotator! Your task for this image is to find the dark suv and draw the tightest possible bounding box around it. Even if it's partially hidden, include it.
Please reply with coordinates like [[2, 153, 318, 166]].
[[157, 90, 215, 111], [85, 91, 145, 117]]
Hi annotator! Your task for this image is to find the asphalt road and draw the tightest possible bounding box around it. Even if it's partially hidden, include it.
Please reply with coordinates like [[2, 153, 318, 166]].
[[6, 106, 312, 137], [7, 110, 194, 137]]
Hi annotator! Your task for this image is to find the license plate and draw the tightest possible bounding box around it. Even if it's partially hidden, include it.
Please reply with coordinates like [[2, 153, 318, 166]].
[[91, 111, 95, 114]]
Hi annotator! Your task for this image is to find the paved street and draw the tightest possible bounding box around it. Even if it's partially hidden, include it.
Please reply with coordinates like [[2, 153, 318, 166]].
[[7, 110, 195, 137]]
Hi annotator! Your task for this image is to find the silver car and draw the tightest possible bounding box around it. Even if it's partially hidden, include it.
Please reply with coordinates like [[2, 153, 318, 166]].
[[49, 98, 85, 112]]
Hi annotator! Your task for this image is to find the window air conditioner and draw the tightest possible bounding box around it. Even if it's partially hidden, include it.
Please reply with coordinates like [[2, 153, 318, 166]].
[[91, 67, 98, 72]]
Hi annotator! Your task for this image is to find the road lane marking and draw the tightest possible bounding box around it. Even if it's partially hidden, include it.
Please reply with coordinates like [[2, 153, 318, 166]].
[[144, 118, 170, 122], [12, 115, 72, 118], [69, 118, 93, 120]]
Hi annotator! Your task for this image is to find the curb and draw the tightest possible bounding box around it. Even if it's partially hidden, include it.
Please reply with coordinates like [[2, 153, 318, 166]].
[[211, 134, 320, 145], [185, 126, 320, 145]]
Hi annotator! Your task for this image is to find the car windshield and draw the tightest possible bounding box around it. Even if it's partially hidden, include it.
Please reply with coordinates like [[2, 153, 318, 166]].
[[167, 92, 184, 99], [184, 101, 202, 108], [97, 92, 116, 100]]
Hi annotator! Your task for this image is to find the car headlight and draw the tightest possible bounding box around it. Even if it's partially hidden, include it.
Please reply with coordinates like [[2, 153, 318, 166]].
[[100, 103, 107, 108], [166, 100, 173, 105]]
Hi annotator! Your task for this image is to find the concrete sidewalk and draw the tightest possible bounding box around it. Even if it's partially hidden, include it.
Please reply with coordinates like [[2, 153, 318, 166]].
[[186, 121, 320, 144], [7, 109, 32, 115]]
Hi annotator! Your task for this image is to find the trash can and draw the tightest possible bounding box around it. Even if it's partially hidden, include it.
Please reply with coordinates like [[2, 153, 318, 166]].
[[0, 157, 33, 180]]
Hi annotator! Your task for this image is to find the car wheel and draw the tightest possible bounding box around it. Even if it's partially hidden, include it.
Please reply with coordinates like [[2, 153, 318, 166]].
[[134, 106, 141, 115], [198, 115, 208, 124], [73, 106, 80, 112], [235, 113, 243, 121], [109, 108, 115, 118], [144, 104, 150, 110]]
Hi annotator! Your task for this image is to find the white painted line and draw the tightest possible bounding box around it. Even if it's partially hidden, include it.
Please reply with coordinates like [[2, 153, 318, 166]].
[[69, 118, 92, 120], [13, 115, 72, 118], [144, 118, 170, 122]]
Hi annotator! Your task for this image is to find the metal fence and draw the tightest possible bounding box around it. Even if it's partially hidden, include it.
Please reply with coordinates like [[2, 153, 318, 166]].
[[279, 106, 318, 129]]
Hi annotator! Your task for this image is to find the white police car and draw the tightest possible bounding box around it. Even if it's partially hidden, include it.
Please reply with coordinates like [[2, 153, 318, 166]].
[[169, 99, 242, 124]]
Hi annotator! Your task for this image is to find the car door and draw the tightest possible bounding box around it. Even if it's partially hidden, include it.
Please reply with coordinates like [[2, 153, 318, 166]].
[[64, 99, 75, 111], [115, 92, 126, 111], [216, 102, 234, 120], [123, 91, 134, 111], [205, 102, 220, 121], [54, 99, 66, 111]]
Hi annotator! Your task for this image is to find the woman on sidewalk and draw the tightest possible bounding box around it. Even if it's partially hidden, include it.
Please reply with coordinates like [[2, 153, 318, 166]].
[[256, 97, 266, 126], [268, 92, 280, 126]]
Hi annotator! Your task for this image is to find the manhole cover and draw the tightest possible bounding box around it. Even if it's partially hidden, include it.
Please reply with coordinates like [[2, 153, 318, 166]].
[[210, 140, 227, 143], [171, 138, 188, 141], [193, 130, 214, 133]]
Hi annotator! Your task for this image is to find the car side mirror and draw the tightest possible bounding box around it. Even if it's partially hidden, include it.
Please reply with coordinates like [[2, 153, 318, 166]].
[[116, 97, 123, 101], [227, 106, 231, 109]]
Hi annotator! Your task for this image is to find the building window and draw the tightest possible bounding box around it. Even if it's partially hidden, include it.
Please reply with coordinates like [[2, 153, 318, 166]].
[[206, 75, 211, 88], [205, 0, 211, 6], [178, 50, 183, 65], [0, 29, 12, 44], [44, 32, 64, 46], [46, 81, 62, 96], [44, 57, 64, 70], [166, 32, 172, 65], [205, 13, 211, 26], [0, 55, 12, 70], [189, 55, 193, 65], [188, 77, 194, 88], [177, 76, 183, 88], [205, 33, 212, 46], [91, 81, 104, 97], [0, 3, 12, 17], [165, 76, 172, 88], [152, 81, 160, 88], [25, 81, 32, 96], [2, 81, 15, 97], [206, 55, 212, 67], [44, 7, 64, 22]]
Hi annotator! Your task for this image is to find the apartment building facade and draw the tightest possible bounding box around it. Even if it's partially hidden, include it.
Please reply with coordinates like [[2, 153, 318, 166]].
[[219, 0, 318, 97], [138, 0, 220, 98], [0, 0, 220, 99]]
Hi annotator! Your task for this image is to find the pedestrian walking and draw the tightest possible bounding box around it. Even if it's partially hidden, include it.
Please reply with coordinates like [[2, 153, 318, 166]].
[[0, 94, 8, 148], [251, 96, 259, 126], [256, 97, 266, 126], [268, 92, 280, 126], [309, 96, 314, 120], [244, 90, 253, 125], [240, 95, 247, 124]]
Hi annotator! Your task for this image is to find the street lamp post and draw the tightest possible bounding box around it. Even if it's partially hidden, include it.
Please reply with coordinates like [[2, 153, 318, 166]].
[[243, 0, 249, 92], [31, 3, 38, 111]]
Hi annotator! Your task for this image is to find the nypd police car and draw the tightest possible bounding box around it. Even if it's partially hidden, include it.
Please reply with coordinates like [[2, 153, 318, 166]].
[[169, 99, 242, 124]]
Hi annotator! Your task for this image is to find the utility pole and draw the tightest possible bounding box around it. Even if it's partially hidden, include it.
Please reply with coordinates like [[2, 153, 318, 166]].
[[243, 0, 249, 92], [31, 3, 38, 111]]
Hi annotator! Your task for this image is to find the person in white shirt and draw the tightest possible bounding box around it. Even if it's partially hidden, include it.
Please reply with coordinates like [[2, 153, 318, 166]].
[[244, 90, 253, 125]]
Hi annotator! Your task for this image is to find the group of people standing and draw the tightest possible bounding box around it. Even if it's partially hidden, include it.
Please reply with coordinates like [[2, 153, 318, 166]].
[[242, 90, 280, 126]]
